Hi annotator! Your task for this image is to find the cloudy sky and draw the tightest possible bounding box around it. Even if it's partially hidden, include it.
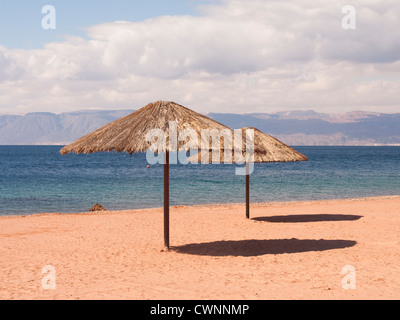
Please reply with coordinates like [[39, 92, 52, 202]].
[[0, 0, 399, 115]]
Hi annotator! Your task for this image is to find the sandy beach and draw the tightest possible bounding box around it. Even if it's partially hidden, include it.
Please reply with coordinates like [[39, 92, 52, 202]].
[[0, 196, 399, 300]]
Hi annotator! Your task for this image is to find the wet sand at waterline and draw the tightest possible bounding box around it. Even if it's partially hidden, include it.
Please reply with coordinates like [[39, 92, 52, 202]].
[[0, 196, 399, 300]]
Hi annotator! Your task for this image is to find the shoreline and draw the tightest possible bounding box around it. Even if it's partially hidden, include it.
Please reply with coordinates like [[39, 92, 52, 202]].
[[1, 194, 399, 219], [1, 194, 399, 299]]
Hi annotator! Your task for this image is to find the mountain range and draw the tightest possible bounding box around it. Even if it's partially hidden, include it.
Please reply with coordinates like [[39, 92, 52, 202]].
[[0, 109, 399, 146]]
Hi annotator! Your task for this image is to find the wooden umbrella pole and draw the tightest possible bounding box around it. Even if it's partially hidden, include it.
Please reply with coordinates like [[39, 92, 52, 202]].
[[164, 151, 170, 249], [246, 161, 250, 219]]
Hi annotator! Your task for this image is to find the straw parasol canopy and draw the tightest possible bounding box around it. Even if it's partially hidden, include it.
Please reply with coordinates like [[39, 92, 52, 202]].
[[60, 101, 233, 155], [189, 127, 308, 163], [60, 101, 235, 250], [189, 127, 308, 218], [243, 127, 308, 162]]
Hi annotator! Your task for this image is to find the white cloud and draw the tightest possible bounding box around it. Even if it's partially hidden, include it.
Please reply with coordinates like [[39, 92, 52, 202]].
[[0, 0, 399, 114]]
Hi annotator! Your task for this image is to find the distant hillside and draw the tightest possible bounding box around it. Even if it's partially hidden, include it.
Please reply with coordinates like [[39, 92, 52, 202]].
[[208, 111, 400, 146], [0, 110, 133, 145], [0, 109, 399, 146]]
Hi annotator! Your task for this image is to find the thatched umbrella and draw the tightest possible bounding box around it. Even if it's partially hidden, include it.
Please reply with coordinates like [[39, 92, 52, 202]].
[[60, 100, 235, 250], [189, 127, 308, 219]]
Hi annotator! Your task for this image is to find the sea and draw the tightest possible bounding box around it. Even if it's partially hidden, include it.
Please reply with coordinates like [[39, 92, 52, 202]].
[[0, 146, 399, 216]]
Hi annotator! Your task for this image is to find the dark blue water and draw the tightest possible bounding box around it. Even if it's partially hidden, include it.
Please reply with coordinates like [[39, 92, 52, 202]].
[[0, 146, 399, 216]]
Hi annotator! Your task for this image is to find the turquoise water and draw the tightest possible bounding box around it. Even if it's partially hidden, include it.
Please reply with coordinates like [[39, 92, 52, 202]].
[[0, 146, 399, 216]]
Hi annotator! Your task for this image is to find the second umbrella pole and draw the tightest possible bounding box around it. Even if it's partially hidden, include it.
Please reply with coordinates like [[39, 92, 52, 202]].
[[246, 161, 250, 219], [164, 151, 170, 249]]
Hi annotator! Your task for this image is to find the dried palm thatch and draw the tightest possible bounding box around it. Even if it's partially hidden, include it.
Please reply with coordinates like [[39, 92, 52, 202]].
[[89, 203, 107, 212], [60, 101, 234, 155], [244, 127, 308, 162], [188, 127, 308, 163]]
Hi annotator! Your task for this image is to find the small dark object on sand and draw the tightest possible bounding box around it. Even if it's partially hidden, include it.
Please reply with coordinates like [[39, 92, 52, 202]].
[[90, 203, 107, 212]]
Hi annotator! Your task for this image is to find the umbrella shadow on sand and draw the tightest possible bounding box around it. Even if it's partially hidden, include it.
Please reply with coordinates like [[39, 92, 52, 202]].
[[252, 214, 363, 223], [172, 239, 357, 257]]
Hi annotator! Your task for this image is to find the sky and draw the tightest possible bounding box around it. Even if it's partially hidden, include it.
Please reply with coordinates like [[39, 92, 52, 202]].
[[0, 0, 399, 115]]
